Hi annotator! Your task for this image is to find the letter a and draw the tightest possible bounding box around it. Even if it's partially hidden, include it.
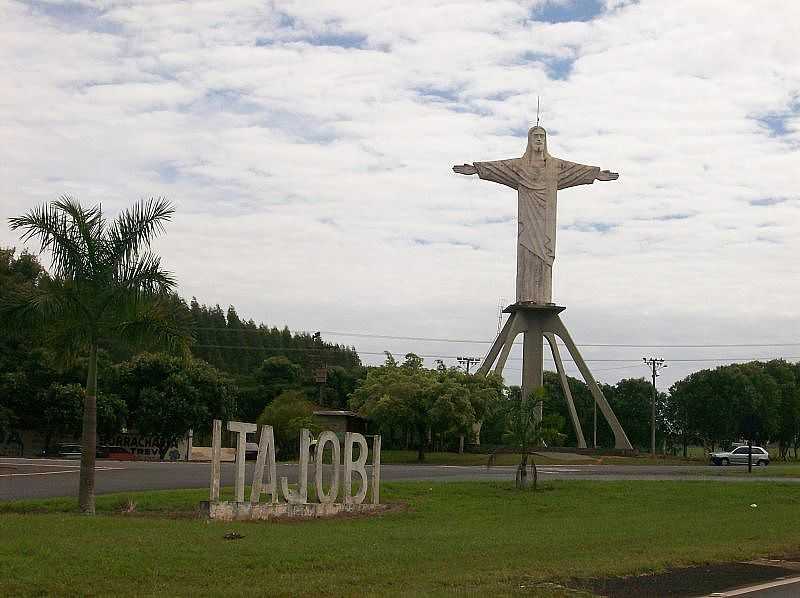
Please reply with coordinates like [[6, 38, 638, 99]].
[[250, 425, 278, 504]]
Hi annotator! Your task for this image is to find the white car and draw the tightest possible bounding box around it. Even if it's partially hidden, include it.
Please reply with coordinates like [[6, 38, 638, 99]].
[[709, 445, 770, 466]]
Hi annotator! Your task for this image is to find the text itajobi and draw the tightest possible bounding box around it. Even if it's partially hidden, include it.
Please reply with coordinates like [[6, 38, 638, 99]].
[[209, 420, 382, 506]]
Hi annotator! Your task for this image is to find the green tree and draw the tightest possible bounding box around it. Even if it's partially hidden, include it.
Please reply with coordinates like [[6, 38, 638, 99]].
[[349, 353, 483, 462], [257, 390, 319, 457], [667, 363, 772, 452], [542, 371, 596, 446], [255, 355, 302, 390], [95, 392, 127, 441], [37, 383, 83, 450], [111, 352, 236, 458], [604, 377, 667, 451], [763, 360, 800, 459], [0, 406, 13, 435], [5, 197, 190, 513], [238, 355, 305, 420], [318, 365, 367, 410]]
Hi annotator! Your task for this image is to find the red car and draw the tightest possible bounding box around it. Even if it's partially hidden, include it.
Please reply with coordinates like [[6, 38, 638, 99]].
[[98, 445, 135, 461]]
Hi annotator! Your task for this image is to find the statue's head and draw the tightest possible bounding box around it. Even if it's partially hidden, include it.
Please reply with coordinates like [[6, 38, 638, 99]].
[[528, 126, 547, 156]]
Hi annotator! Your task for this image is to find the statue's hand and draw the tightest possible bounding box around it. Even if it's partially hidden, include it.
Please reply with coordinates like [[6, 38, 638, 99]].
[[453, 163, 478, 176], [597, 170, 619, 181]]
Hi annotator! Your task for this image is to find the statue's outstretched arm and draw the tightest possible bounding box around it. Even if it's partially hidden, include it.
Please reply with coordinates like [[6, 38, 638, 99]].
[[454, 159, 519, 189], [596, 170, 619, 181], [453, 163, 478, 175], [558, 160, 619, 190]]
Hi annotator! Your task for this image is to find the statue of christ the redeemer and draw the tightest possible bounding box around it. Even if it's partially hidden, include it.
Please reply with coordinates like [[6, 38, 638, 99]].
[[453, 126, 618, 304]]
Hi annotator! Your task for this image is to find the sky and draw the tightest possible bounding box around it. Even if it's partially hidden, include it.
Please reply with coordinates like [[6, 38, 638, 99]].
[[1, 0, 799, 389]]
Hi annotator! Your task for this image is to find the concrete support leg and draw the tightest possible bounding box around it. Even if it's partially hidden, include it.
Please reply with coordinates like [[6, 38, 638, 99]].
[[522, 315, 544, 423], [476, 313, 516, 376], [544, 333, 586, 448], [551, 317, 633, 450], [494, 313, 524, 376]]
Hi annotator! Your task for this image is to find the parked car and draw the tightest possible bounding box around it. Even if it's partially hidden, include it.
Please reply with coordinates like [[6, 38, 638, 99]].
[[98, 445, 135, 461], [42, 443, 82, 459], [709, 445, 770, 466]]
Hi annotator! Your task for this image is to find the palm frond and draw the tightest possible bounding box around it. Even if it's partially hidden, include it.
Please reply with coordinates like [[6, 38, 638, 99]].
[[0, 274, 91, 356], [113, 251, 176, 296], [43, 309, 93, 367], [9, 201, 90, 279], [107, 197, 174, 262], [108, 293, 193, 356], [0, 275, 91, 343], [52, 195, 105, 271]]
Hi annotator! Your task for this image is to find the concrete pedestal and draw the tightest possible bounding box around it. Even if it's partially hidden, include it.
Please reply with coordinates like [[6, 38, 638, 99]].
[[476, 303, 633, 451], [200, 500, 390, 521]]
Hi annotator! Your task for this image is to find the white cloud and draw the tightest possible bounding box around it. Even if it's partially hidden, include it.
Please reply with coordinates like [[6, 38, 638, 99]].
[[1, 0, 799, 387]]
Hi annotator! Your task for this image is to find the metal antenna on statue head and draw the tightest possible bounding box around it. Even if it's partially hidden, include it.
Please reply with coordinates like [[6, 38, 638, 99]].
[[536, 96, 541, 127]]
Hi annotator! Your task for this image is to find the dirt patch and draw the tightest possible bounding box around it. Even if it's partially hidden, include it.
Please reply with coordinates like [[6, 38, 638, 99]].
[[566, 561, 799, 597]]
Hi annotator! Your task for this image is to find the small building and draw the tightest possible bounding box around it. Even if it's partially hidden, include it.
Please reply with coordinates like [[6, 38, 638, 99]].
[[312, 410, 368, 435]]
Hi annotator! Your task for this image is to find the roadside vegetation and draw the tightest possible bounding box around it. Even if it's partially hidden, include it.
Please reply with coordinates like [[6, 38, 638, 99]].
[[2, 200, 800, 516], [3, 480, 800, 596]]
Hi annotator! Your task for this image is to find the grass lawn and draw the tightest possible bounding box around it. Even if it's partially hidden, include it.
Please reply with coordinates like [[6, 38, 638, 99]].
[[3, 480, 800, 597], [703, 463, 800, 477]]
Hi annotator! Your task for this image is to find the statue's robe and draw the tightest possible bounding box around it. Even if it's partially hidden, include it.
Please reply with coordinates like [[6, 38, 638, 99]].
[[474, 157, 600, 304]]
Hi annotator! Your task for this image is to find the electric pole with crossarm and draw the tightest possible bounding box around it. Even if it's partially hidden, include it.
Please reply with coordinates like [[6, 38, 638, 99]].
[[457, 356, 481, 374], [643, 357, 667, 456]]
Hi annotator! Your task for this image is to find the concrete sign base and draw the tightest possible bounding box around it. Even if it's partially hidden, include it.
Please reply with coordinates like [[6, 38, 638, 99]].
[[200, 500, 389, 521]]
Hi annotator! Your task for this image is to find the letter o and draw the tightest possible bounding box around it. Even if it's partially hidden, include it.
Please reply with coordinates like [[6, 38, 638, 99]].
[[315, 431, 341, 504]]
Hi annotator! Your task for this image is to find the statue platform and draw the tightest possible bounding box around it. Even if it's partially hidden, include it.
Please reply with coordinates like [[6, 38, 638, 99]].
[[477, 302, 633, 450]]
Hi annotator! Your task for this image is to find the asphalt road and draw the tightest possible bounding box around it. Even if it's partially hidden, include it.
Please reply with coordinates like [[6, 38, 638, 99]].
[[704, 576, 800, 597], [2, 457, 798, 500]]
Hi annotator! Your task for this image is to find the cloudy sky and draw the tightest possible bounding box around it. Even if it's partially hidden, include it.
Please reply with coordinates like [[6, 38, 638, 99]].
[[1, 0, 799, 388]]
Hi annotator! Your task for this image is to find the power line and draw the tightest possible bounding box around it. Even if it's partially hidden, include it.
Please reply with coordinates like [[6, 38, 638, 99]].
[[192, 344, 799, 364], [192, 327, 800, 348]]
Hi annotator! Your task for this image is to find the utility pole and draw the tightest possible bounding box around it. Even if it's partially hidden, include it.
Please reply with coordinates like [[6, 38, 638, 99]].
[[457, 356, 481, 374], [312, 331, 326, 404], [642, 357, 667, 457]]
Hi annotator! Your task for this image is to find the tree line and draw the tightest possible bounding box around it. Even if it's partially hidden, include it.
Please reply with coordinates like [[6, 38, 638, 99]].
[[0, 246, 364, 458], [4, 244, 799, 463], [2, 197, 798, 515], [667, 360, 800, 458], [351, 353, 800, 460]]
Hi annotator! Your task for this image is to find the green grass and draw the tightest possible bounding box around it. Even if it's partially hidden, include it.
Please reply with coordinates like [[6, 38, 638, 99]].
[[3, 481, 800, 597], [701, 463, 800, 477]]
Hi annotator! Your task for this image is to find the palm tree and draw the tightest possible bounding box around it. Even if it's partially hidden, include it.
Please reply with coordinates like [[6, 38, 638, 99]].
[[503, 387, 562, 490], [6, 196, 191, 514]]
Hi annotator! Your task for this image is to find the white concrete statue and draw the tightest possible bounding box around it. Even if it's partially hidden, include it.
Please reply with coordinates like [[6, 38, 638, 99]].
[[454, 126, 618, 304]]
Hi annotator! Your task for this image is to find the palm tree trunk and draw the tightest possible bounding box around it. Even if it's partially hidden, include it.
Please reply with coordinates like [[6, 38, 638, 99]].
[[79, 342, 98, 514]]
